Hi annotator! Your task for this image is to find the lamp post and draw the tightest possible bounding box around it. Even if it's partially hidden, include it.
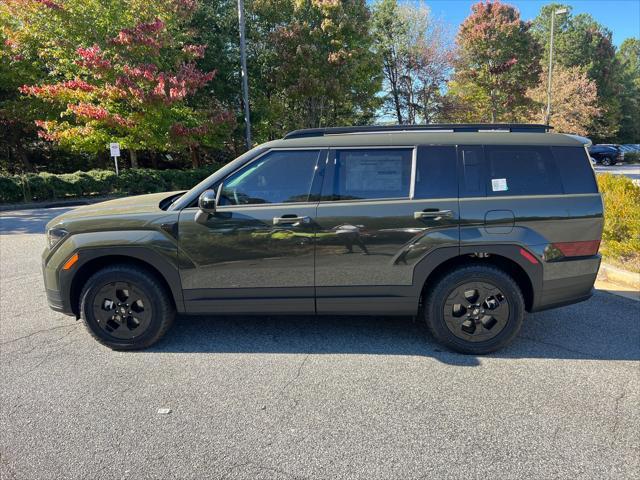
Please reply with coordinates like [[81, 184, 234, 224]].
[[545, 8, 568, 125], [238, 0, 252, 150]]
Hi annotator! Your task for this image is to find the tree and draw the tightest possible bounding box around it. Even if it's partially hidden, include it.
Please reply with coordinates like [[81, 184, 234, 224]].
[[372, 0, 455, 124], [616, 38, 640, 143], [0, 23, 43, 172], [531, 4, 621, 141], [526, 65, 599, 136], [447, 0, 541, 123], [248, 0, 382, 140], [4, 0, 231, 168]]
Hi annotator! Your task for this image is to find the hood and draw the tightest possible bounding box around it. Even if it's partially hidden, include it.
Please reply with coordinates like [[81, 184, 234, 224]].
[[46, 191, 182, 232]]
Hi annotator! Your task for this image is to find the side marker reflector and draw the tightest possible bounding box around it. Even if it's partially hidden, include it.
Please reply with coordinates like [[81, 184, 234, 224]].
[[63, 253, 79, 270], [519, 248, 539, 264]]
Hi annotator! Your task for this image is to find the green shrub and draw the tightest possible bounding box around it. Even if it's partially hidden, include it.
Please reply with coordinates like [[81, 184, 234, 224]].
[[0, 176, 24, 203], [597, 173, 640, 272], [0, 166, 221, 204], [623, 151, 640, 164]]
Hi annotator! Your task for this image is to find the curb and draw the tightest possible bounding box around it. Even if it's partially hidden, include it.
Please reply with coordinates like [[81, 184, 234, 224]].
[[0, 195, 122, 213], [598, 263, 640, 290]]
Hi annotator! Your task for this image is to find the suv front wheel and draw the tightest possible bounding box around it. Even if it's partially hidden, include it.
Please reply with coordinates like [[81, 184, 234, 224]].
[[79, 265, 175, 350], [424, 265, 525, 355]]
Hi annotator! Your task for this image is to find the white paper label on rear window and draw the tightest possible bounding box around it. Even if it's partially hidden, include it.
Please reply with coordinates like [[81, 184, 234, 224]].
[[492, 178, 508, 192]]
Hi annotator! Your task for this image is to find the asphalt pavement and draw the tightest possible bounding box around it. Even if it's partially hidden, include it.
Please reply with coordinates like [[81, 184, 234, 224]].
[[1, 208, 639, 480]]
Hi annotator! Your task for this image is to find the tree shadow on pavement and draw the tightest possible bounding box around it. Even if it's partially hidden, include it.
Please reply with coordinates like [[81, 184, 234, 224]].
[[0, 208, 74, 235], [149, 291, 640, 366]]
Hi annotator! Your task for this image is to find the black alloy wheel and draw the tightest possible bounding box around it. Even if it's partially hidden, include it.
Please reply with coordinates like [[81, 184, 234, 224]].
[[80, 265, 174, 350], [444, 281, 509, 342], [92, 282, 153, 340], [424, 264, 525, 355]]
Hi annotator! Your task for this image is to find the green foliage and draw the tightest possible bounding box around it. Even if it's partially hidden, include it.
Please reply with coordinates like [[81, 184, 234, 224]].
[[0, 166, 222, 204], [530, 4, 621, 142], [248, 0, 382, 140], [623, 152, 640, 164], [448, 0, 541, 123], [616, 39, 640, 143], [4, 0, 232, 164], [597, 174, 640, 272]]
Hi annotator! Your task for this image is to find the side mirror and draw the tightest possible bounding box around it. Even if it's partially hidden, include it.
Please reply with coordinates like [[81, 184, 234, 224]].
[[198, 189, 217, 213], [195, 189, 217, 224]]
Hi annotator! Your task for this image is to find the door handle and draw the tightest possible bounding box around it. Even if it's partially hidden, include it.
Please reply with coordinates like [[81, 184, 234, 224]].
[[414, 209, 453, 220], [273, 215, 311, 226]]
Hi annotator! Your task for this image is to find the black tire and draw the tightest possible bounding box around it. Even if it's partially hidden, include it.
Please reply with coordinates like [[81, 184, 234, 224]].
[[424, 264, 525, 355], [79, 265, 175, 350], [600, 157, 612, 166]]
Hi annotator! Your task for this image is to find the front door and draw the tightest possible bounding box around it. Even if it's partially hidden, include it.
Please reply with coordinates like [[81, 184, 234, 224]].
[[178, 149, 326, 314], [314, 146, 460, 315]]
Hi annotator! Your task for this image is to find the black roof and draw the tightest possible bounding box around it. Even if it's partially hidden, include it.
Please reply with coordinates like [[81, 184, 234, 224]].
[[284, 124, 552, 139]]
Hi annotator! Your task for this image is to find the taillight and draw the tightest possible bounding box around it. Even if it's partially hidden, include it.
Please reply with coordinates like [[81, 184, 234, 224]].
[[551, 240, 601, 257]]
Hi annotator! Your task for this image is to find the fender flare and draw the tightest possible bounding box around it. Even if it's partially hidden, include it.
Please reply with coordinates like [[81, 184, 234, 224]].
[[60, 245, 185, 314]]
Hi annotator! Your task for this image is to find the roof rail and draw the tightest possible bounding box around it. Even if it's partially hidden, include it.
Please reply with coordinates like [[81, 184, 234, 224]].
[[283, 124, 553, 139]]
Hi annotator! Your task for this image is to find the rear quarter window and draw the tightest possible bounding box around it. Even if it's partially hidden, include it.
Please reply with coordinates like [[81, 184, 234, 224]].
[[552, 146, 598, 194], [485, 145, 563, 196]]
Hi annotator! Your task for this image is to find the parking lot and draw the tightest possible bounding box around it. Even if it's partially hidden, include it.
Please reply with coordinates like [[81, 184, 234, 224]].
[[594, 163, 640, 183], [1, 207, 639, 479]]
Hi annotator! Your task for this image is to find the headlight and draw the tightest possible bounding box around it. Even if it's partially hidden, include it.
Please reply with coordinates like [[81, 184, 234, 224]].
[[47, 228, 68, 249]]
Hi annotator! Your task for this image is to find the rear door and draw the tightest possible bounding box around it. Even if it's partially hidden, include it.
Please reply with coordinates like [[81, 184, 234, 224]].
[[458, 144, 570, 248], [314, 145, 460, 315]]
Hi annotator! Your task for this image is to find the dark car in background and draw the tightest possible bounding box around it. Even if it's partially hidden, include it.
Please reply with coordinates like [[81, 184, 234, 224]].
[[588, 144, 624, 166]]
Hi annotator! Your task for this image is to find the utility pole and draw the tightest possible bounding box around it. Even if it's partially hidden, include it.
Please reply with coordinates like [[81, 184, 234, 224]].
[[545, 8, 568, 125], [237, 0, 252, 150]]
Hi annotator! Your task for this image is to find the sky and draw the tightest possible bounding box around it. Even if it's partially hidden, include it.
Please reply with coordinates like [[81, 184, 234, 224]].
[[407, 0, 640, 46]]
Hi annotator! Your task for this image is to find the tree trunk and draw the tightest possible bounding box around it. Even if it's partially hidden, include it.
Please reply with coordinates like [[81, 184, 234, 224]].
[[393, 90, 403, 124], [16, 142, 33, 172], [190, 147, 200, 168], [130, 150, 139, 169]]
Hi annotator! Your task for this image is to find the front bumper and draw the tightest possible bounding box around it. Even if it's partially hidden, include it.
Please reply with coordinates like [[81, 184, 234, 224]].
[[42, 244, 77, 317]]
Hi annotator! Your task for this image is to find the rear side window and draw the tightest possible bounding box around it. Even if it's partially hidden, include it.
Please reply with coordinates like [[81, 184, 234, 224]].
[[485, 146, 562, 196], [415, 146, 457, 199], [331, 149, 412, 200], [552, 146, 598, 194]]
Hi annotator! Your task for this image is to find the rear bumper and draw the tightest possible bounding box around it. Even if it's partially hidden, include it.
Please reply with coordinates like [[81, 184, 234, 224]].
[[531, 255, 601, 312]]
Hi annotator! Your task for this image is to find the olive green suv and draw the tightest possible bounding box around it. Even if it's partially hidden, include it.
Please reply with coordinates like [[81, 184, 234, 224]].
[[42, 124, 604, 354]]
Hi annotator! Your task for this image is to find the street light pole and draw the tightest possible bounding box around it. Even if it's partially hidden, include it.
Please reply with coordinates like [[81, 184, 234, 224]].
[[237, 0, 252, 150], [545, 8, 568, 126]]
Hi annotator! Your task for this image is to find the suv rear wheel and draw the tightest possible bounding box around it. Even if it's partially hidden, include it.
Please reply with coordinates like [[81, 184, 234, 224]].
[[600, 156, 613, 166], [79, 265, 175, 350], [424, 265, 524, 355]]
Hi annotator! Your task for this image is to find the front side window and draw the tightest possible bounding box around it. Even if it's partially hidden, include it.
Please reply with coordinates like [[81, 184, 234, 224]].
[[219, 150, 321, 205], [330, 149, 413, 201]]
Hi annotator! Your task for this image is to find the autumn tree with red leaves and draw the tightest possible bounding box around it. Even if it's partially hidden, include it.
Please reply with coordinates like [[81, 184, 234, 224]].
[[4, 0, 231, 168], [447, 0, 541, 123]]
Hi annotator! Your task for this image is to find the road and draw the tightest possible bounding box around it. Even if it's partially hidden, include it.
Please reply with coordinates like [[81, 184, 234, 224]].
[[1, 208, 639, 480], [594, 163, 640, 183]]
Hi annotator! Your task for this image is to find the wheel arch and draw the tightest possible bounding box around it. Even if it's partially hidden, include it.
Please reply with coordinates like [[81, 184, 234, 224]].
[[415, 245, 541, 312], [66, 249, 184, 317]]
